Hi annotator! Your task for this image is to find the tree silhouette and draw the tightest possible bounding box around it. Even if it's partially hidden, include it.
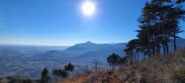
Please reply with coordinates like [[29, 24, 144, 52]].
[[166, 2, 185, 51], [107, 53, 121, 70], [52, 69, 69, 79], [41, 68, 50, 83], [124, 39, 140, 62], [94, 61, 99, 72], [64, 63, 74, 72], [176, 0, 185, 4], [119, 56, 129, 65], [125, 0, 185, 61]]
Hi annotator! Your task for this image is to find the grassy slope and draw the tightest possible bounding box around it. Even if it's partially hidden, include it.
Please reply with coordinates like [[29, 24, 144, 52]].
[[58, 48, 185, 83]]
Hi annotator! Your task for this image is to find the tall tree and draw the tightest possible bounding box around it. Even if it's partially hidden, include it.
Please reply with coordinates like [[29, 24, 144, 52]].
[[124, 39, 140, 62], [107, 53, 121, 70], [167, 2, 185, 51], [125, 0, 185, 61], [41, 68, 50, 83]]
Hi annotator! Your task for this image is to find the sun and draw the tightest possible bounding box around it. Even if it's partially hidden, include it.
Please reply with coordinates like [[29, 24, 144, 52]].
[[81, 1, 95, 16]]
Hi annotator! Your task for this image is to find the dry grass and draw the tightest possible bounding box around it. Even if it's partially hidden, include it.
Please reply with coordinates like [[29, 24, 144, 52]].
[[58, 48, 185, 83], [131, 48, 185, 83], [57, 74, 92, 83]]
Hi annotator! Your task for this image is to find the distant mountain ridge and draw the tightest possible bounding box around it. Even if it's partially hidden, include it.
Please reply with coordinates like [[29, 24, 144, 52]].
[[0, 39, 185, 59], [36, 39, 185, 60], [62, 41, 126, 59]]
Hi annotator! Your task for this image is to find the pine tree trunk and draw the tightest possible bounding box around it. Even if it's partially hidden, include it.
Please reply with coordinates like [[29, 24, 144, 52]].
[[137, 52, 140, 62], [174, 37, 176, 51], [166, 43, 169, 54], [157, 40, 161, 55], [163, 45, 166, 55], [174, 30, 177, 51]]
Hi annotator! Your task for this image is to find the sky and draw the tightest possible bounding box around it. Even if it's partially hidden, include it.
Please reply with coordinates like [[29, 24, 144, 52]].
[[0, 0, 184, 46]]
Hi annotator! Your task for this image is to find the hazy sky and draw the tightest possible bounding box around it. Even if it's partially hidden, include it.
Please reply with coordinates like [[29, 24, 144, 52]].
[[0, 0, 184, 46]]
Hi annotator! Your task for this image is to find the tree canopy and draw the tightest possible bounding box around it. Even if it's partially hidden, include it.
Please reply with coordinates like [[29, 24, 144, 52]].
[[124, 0, 185, 62]]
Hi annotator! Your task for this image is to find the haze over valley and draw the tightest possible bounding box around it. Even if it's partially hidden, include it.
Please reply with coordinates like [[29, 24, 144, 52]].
[[0, 39, 185, 78]]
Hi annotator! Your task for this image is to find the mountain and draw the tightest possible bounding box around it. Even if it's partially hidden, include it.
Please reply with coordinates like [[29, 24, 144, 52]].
[[52, 39, 185, 64], [30, 41, 127, 65], [62, 41, 126, 60], [34, 39, 185, 64]]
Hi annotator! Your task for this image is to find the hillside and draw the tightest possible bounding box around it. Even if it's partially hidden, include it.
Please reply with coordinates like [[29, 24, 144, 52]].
[[62, 41, 126, 61], [58, 48, 185, 83]]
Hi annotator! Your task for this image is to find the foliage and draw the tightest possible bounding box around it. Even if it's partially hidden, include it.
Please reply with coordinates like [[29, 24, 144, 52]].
[[107, 53, 121, 70], [124, 0, 185, 63], [41, 68, 50, 83], [52, 69, 69, 79], [64, 63, 74, 72]]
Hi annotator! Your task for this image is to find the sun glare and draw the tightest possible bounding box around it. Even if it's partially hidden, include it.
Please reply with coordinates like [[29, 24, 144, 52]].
[[81, 1, 95, 16]]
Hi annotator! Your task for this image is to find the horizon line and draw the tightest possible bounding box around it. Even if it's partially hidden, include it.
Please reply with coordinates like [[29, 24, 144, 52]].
[[0, 41, 127, 46]]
